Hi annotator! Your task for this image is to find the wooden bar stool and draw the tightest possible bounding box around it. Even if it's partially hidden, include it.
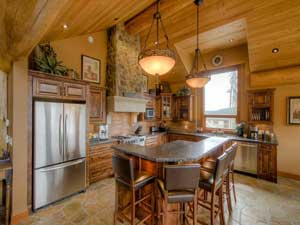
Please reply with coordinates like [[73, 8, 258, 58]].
[[156, 164, 200, 225], [201, 144, 238, 214], [224, 144, 238, 208], [198, 152, 230, 225], [112, 154, 156, 225]]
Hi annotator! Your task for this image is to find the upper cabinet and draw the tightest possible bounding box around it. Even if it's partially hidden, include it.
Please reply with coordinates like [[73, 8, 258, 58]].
[[32, 72, 87, 101], [89, 86, 106, 123], [174, 95, 194, 121], [155, 96, 162, 121], [161, 93, 173, 120], [248, 89, 275, 124]]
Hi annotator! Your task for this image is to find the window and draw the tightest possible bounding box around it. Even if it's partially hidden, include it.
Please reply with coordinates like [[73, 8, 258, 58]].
[[204, 68, 238, 130]]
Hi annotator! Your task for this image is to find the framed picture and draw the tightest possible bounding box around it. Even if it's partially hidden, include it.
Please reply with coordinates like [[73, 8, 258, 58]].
[[287, 96, 300, 125], [81, 55, 100, 83], [142, 75, 148, 93]]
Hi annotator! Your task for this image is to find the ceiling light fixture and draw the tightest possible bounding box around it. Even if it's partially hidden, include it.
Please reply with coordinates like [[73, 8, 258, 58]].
[[272, 48, 279, 53], [230, 39, 233, 42], [186, 0, 210, 89], [138, 0, 176, 79]]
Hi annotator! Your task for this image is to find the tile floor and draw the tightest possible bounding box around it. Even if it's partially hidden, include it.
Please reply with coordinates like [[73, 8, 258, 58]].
[[18, 174, 300, 225]]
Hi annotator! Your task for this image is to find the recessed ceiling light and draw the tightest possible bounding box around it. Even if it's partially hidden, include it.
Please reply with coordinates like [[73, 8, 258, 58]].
[[272, 48, 279, 53], [229, 39, 233, 42], [87, 35, 94, 44], [63, 24, 69, 30]]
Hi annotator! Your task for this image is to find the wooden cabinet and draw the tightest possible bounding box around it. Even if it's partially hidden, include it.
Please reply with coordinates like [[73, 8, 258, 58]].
[[258, 144, 277, 183], [89, 142, 116, 184], [33, 78, 62, 99], [161, 93, 173, 120], [174, 95, 193, 121], [248, 89, 275, 124], [32, 72, 87, 101], [63, 82, 86, 100], [155, 96, 162, 120], [89, 87, 106, 123], [167, 134, 205, 142], [145, 134, 167, 147]]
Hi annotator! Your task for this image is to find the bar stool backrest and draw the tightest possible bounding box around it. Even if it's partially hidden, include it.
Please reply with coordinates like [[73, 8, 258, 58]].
[[112, 154, 134, 183], [214, 153, 229, 183], [225, 143, 238, 165], [165, 164, 200, 191]]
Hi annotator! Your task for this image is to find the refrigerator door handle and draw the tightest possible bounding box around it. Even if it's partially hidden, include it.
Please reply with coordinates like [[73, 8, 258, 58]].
[[59, 114, 63, 157], [64, 114, 68, 158], [38, 159, 85, 173]]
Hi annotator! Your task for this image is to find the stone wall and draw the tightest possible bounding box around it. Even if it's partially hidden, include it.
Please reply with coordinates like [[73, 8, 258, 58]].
[[0, 70, 7, 155], [106, 23, 147, 97]]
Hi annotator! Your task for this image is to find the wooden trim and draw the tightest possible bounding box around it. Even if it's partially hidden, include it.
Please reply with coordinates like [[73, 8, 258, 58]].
[[278, 171, 300, 181], [11, 210, 29, 225]]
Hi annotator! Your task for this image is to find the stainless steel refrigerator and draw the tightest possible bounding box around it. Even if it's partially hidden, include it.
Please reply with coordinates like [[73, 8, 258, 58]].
[[33, 101, 86, 210]]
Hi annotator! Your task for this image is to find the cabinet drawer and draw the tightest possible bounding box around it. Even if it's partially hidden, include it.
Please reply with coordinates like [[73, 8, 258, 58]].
[[33, 78, 62, 98], [64, 83, 86, 100]]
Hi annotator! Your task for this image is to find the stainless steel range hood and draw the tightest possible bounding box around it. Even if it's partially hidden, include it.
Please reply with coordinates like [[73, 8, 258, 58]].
[[107, 96, 148, 113]]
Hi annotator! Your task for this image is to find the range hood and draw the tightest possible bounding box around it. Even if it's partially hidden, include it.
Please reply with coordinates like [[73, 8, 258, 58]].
[[107, 96, 148, 113]]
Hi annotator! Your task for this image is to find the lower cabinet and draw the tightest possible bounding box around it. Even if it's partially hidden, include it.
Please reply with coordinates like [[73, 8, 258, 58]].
[[167, 134, 205, 142], [88, 142, 116, 184], [145, 134, 167, 147], [258, 144, 277, 183]]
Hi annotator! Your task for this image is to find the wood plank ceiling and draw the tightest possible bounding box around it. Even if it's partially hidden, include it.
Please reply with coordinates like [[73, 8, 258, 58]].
[[42, 0, 155, 41], [126, 0, 300, 73]]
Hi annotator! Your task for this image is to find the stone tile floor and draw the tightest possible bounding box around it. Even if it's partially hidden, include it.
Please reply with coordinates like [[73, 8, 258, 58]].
[[18, 174, 300, 225]]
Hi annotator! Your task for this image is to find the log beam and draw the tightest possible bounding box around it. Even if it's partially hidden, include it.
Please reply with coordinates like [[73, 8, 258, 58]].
[[0, 0, 70, 72]]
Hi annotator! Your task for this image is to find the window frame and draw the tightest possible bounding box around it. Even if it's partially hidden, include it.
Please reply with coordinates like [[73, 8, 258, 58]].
[[201, 65, 241, 132]]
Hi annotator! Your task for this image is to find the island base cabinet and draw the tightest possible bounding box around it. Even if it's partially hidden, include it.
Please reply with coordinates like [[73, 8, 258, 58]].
[[88, 143, 116, 184], [258, 144, 277, 183]]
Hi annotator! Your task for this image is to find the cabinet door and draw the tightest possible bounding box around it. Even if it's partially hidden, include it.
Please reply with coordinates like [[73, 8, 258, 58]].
[[63, 82, 86, 101], [258, 144, 277, 182], [161, 94, 173, 120], [33, 77, 62, 99], [155, 97, 162, 120], [145, 136, 160, 147], [89, 87, 106, 123], [89, 143, 114, 184]]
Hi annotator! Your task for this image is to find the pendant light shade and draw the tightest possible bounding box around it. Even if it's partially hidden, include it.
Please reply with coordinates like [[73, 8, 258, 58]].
[[138, 49, 176, 75], [138, 0, 176, 76], [186, 0, 210, 88]]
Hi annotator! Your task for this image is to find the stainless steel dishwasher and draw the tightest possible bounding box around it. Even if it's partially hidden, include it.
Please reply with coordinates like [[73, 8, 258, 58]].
[[234, 141, 258, 175]]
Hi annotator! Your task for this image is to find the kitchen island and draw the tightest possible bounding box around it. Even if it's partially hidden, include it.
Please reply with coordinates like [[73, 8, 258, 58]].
[[112, 137, 229, 225]]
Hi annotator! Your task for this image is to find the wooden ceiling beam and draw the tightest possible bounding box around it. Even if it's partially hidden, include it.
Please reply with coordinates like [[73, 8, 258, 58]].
[[0, 0, 70, 72]]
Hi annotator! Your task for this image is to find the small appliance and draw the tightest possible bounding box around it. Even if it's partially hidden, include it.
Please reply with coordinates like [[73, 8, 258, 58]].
[[145, 108, 155, 119], [150, 126, 159, 133], [249, 126, 259, 140], [99, 124, 109, 140]]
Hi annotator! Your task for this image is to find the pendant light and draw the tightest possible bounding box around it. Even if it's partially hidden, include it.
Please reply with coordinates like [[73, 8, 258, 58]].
[[138, 0, 176, 77], [186, 0, 210, 88]]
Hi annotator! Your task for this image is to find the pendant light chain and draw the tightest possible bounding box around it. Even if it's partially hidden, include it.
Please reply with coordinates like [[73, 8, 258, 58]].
[[138, 0, 176, 76]]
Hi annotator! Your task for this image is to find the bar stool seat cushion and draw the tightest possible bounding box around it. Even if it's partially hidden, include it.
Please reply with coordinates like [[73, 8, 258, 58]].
[[116, 170, 155, 190], [157, 179, 195, 203]]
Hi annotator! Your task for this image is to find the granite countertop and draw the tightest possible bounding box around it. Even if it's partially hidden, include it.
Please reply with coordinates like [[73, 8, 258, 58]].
[[168, 130, 278, 145], [112, 137, 228, 163]]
